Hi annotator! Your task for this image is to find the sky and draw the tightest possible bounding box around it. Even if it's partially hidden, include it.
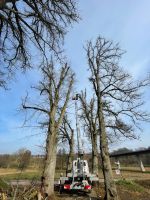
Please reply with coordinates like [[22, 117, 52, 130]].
[[0, 0, 150, 154]]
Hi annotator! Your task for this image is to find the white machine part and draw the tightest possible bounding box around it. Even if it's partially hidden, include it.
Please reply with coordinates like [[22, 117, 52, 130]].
[[72, 158, 89, 175], [61, 157, 99, 184]]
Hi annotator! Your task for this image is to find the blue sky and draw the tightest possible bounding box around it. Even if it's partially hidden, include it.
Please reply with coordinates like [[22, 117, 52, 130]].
[[0, 0, 150, 154]]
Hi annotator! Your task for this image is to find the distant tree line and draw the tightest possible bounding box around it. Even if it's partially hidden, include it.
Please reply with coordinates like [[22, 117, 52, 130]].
[[0, 148, 32, 169], [56, 147, 150, 171], [0, 147, 149, 171]]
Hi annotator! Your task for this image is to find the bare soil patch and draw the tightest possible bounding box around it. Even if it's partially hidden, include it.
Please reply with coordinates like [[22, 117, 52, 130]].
[[54, 180, 150, 200]]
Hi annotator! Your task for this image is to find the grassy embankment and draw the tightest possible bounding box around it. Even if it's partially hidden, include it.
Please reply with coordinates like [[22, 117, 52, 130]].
[[0, 168, 66, 181]]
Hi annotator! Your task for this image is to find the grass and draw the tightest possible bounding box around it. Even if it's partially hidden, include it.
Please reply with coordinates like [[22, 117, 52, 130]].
[[143, 171, 150, 174], [112, 166, 150, 172], [0, 178, 10, 190], [0, 169, 65, 182], [116, 179, 145, 193], [0, 171, 41, 181]]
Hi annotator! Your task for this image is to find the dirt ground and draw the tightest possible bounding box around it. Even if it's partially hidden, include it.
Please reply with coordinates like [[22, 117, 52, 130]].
[[0, 179, 149, 200], [0, 168, 150, 200], [116, 180, 150, 200], [112, 167, 150, 180], [54, 179, 150, 200]]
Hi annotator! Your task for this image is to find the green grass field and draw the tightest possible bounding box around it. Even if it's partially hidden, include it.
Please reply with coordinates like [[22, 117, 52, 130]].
[[116, 179, 145, 192]]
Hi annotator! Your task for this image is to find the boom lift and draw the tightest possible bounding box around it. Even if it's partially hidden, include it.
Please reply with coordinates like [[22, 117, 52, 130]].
[[59, 94, 99, 193]]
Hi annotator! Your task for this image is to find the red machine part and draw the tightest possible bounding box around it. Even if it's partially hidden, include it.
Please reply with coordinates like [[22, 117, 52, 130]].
[[63, 183, 91, 190], [84, 185, 91, 190], [64, 184, 70, 190]]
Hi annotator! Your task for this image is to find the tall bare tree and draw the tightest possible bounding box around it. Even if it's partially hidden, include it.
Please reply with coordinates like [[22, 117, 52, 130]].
[[79, 91, 99, 174], [0, 0, 79, 83], [22, 60, 74, 197], [85, 36, 150, 200], [59, 114, 74, 173]]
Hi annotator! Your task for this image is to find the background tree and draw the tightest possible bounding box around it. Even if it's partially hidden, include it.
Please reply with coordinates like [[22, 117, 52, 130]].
[[0, 0, 79, 83], [79, 90, 99, 174], [17, 148, 31, 170], [59, 114, 74, 173], [22, 60, 74, 197], [85, 36, 150, 200], [0, 154, 10, 168]]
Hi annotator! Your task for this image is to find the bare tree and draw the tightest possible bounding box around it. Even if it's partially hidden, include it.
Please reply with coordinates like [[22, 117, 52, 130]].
[[22, 60, 74, 197], [85, 36, 150, 200], [17, 148, 31, 170], [59, 114, 74, 173], [79, 90, 99, 174], [0, 0, 79, 83]]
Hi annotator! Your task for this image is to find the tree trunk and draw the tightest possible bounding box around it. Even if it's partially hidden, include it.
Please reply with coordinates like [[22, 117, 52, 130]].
[[95, 71, 118, 200], [67, 131, 74, 173], [98, 98, 119, 200], [92, 133, 99, 174], [43, 126, 57, 197]]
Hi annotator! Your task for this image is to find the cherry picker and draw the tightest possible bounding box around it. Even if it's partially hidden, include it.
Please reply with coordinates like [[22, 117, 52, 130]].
[[59, 94, 99, 193]]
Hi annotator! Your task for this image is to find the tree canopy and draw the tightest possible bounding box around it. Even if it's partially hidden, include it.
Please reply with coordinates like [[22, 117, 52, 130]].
[[0, 0, 79, 84]]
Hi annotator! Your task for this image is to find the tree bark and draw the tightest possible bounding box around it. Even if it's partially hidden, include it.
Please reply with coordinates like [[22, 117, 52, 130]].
[[98, 94, 118, 200], [43, 125, 57, 196], [92, 133, 99, 174], [67, 131, 74, 172]]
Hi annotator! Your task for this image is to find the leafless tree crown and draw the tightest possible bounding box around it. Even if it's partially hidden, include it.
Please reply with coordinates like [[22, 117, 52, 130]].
[[85, 36, 150, 139], [0, 0, 79, 73], [59, 114, 74, 144], [79, 90, 98, 140], [22, 60, 75, 130]]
